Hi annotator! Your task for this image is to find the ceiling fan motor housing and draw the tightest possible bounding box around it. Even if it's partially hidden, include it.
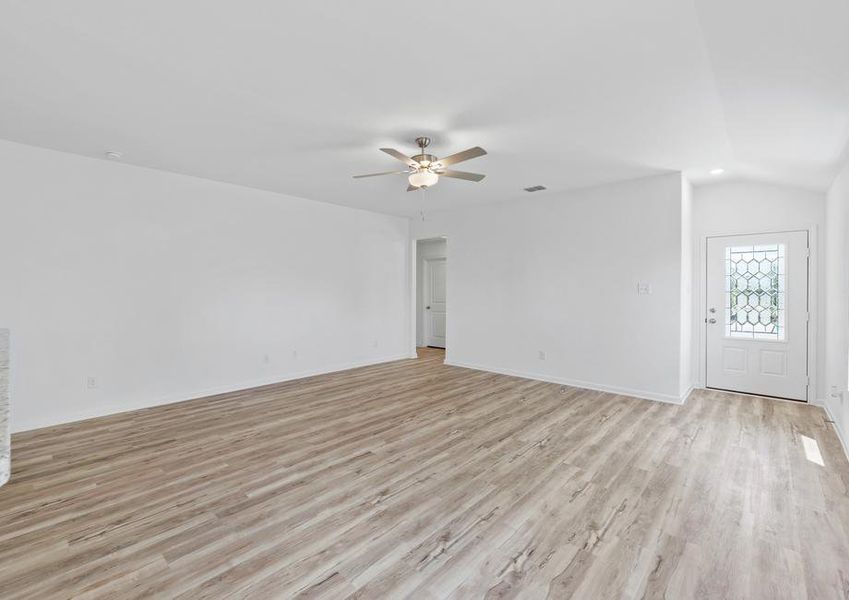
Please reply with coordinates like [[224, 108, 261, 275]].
[[412, 153, 438, 168], [413, 137, 436, 167]]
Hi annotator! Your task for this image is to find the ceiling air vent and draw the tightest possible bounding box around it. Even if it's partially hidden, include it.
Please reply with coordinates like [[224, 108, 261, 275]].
[[523, 185, 547, 192]]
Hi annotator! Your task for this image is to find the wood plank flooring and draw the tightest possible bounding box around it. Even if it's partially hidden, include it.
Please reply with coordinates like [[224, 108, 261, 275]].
[[1, 348, 848, 599]]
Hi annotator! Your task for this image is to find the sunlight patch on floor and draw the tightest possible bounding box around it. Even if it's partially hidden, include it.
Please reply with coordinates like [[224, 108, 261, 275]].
[[801, 434, 825, 466]]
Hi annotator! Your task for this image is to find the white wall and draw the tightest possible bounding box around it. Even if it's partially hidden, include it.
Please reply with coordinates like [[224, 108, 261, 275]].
[[415, 238, 447, 347], [690, 181, 826, 399], [0, 140, 411, 432], [0, 329, 8, 486], [680, 178, 693, 398], [412, 173, 689, 403], [824, 160, 849, 448]]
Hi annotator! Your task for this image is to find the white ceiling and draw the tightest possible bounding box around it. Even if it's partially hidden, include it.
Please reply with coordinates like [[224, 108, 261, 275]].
[[1, 1, 847, 217]]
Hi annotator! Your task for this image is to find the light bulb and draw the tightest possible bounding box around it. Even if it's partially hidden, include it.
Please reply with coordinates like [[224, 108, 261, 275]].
[[408, 170, 439, 189]]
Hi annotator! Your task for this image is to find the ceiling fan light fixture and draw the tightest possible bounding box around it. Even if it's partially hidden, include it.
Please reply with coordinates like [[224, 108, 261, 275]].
[[408, 170, 438, 189]]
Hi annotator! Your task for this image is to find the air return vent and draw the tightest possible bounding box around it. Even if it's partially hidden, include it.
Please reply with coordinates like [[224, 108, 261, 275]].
[[523, 185, 547, 192]]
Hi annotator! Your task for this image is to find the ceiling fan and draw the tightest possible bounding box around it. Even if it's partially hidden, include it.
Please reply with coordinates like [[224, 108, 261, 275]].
[[353, 137, 487, 191]]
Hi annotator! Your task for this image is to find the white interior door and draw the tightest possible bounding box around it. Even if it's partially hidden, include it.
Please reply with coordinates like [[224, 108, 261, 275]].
[[424, 258, 446, 348], [705, 231, 809, 401]]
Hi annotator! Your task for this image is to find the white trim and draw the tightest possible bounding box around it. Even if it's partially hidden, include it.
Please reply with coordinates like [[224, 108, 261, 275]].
[[696, 225, 819, 402], [445, 360, 690, 405], [409, 237, 418, 358], [821, 399, 849, 464], [410, 235, 449, 357], [13, 354, 414, 433]]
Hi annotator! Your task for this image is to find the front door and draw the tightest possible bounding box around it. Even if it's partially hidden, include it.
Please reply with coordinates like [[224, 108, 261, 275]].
[[705, 231, 809, 401], [424, 258, 446, 348]]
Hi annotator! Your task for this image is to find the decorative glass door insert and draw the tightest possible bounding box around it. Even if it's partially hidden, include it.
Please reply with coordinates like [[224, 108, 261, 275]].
[[725, 244, 785, 340]]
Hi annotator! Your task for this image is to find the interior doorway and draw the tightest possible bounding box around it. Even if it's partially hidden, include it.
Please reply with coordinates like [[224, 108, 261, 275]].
[[416, 238, 447, 350], [704, 230, 810, 401]]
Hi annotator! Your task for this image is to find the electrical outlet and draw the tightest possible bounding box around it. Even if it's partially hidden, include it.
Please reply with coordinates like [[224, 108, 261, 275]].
[[538, 350, 546, 360], [372, 339, 379, 348], [263, 354, 270, 365], [86, 376, 98, 389], [637, 282, 652, 295], [292, 349, 298, 359]]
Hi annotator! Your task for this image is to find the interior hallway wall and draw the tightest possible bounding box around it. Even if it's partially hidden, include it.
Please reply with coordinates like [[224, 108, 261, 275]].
[[680, 178, 693, 398]]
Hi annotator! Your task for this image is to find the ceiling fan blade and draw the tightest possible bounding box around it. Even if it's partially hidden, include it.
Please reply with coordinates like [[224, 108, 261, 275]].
[[380, 148, 421, 168], [352, 170, 408, 179], [432, 146, 487, 168], [407, 184, 419, 192], [437, 169, 486, 182]]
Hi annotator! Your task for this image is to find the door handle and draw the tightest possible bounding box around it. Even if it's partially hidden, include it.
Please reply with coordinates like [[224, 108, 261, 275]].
[[426, 306, 431, 310], [708, 318, 717, 324]]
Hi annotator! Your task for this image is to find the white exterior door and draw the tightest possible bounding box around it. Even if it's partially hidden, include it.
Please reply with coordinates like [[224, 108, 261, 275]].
[[424, 258, 447, 348], [705, 231, 809, 401]]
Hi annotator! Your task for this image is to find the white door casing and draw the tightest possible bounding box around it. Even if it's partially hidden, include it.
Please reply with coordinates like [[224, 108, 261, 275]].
[[705, 231, 809, 401], [424, 258, 446, 348]]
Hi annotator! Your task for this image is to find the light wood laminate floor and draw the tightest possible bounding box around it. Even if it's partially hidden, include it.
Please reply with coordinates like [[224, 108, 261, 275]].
[[2, 348, 848, 599]]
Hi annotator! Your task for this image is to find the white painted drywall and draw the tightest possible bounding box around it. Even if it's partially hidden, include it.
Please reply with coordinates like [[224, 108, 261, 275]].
[[824, 160, 849, 448], [0, 140, 410, 432], [411, 173, 689, 403], [679, 178, 693, 398], [0, 329, 8, 486], [416, 239, 447, 347], [690, 181, 826, 399]]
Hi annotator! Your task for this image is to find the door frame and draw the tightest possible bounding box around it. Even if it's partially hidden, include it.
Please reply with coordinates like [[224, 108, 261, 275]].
[[695, 225, 819, 403], [423, 257, 447, 348], [409, 236, 449, 360]]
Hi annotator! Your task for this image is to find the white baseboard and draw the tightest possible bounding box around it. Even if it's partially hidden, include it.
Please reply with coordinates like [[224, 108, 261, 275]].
[[444, 360, 689, 405], [14, 353, 413, 433], [821, 398, 849, 464]]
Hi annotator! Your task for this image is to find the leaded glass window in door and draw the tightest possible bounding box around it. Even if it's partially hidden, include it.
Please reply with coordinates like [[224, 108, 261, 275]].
[[724, 244, 785, 340]]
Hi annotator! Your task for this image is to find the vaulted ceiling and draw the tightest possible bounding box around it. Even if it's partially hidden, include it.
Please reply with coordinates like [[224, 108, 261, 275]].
[[1, 0, 847, 216]]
